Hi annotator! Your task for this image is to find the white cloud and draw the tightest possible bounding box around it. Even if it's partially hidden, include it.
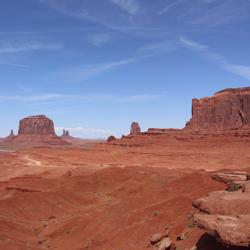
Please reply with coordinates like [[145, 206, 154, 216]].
[[87, 33, 112, 46], [52, 59, 135, 83], [51, 39, 180, 83], [0, 62, 29, 68], [180, 37, 250, 80], [138, 40, 180, 56], [179, 37, 208, 50], [158, 0, 187, 15], [0, 93, 164, 103], [0, 43, 63, 54], [110, 0, 140, 15], [0, 94, 72, 102], [223, 64, 250, 81]]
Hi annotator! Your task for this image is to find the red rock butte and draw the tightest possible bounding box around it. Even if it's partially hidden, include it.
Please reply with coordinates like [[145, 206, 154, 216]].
[[130, 122, 141, 135], [18, 115, 56, 135], [2, 115, 70, 146], [185, 87, 250, 133]]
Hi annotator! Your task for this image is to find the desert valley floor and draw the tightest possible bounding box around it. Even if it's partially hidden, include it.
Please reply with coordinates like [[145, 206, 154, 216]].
[[1, 134, 250, 250]]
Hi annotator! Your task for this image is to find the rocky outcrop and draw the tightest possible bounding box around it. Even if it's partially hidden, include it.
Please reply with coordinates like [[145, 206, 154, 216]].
[[62, 129, 70, 137], [193, 171, 250, 247], [211, 171, 248, 184], [194, 214, 250, 247], [107, 135, 116, 142], [185, 87, 250, 133], [9, 129, 14, 137], [130, 122, 141, 135], [5, 129, 15, 138], [18, 115, 55, 135]]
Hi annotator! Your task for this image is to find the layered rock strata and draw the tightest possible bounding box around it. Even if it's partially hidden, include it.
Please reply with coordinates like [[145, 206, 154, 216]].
[[185, 87, 250, 133], [193, 171, 250, 247]]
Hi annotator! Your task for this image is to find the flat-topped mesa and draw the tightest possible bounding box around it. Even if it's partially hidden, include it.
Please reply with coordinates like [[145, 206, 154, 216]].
[[130, 122, 141, 135], [18, 115, 55, 135], [185, 87, 250, 133]]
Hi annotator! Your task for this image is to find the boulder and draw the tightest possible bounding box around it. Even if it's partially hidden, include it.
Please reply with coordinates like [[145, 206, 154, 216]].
[[130, 122, 141, 135], [150, 233, 163, 244], [157, 237, 172, 250], [193, 171, 250, 247], [194, 214, 250, 247]]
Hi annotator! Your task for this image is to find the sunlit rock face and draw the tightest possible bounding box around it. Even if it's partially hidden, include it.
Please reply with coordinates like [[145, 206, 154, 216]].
[[18, 115, 56, 135], [185, 87, 250, 133]]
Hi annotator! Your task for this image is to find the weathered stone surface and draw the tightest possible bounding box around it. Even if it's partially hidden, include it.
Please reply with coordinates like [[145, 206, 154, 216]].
[[193, 171, 250, 247], [242, 181, 250, 193], [130, 122, 141, 135], [157, 237, 172, 250], [185, 87, 250, 133], [150, 233, 163, 244], [18, 115, 55, 135], [212, 171, 248, 184], [194, 214, 250, 247], [193, 190, 250, 215]]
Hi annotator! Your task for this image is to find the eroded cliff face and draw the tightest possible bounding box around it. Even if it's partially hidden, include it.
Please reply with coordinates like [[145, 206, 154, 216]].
[[18, 115, 56, 135], [185, 87, 250, 133]]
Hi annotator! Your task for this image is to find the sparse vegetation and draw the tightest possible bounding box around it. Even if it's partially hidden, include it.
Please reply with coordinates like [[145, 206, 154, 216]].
[[227, 183, 242, 192], [153, 211, 160, 217]]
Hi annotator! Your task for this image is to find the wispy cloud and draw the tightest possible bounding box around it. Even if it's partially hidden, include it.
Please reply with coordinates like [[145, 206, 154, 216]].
[[0, 94, 72, 102], [187, 1, 250, 27], [53, 59, 135, 83], [0, 62, 29, 68], [0, 43, 63, 54], [158, 0, 187, 15], [38, 0, 105, 26], [223, 64, 250, 81], [138, 40, 181, 56], [87, 33, 112, 47], [179, 37, 207, 50], [0, 93, 164, 103], [52, 39, 179, 83], [180, 37, 250, 80], [110, 0, 140, 15]]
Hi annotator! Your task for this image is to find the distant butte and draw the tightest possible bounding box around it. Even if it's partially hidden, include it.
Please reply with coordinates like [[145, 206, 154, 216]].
[[130, 122, 141, 135], [18, 115, 55, 135], [4, 115, 69, 146]]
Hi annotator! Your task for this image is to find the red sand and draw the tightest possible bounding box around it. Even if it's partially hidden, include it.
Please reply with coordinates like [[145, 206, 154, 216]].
[[0, 135, 250, 249]]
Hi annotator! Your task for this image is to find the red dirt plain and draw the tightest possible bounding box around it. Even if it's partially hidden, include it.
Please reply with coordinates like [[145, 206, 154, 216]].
[[0, 134, 250, 250]]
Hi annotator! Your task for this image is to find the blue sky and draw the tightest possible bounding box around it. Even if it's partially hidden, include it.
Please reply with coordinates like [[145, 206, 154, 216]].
[[1, 0, 250, 138]]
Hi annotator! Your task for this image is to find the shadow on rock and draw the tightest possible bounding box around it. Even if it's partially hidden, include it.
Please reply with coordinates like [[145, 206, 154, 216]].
[[196, 233, 250, 250]]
